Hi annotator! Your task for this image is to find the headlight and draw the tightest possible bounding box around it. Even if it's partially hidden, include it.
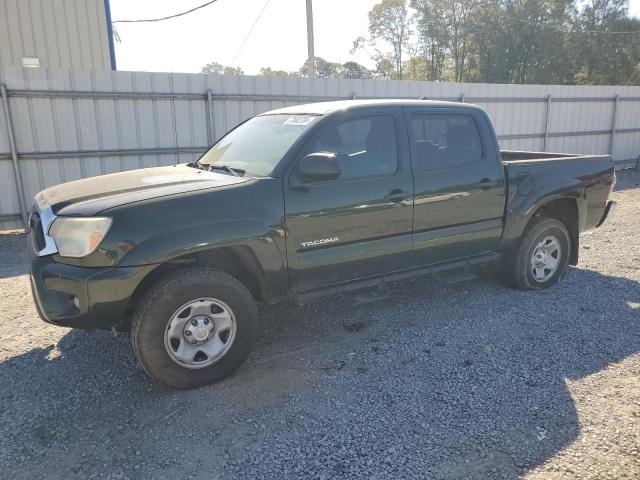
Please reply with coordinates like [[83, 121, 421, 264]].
[[49, 217, 112, 258]]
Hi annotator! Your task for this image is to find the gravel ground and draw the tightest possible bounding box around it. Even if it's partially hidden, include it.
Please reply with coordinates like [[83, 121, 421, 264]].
[[1, 170, 639, 480]]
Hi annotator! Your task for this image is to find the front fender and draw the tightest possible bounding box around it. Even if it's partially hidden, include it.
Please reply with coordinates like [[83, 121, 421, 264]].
[[120, 219, 288, 300]]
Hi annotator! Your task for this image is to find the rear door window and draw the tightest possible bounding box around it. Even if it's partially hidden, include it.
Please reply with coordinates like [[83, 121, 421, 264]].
[[411, 114, 483, 171]]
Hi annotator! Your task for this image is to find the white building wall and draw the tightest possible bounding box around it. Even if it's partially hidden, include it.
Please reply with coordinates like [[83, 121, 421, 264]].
[[0, 0, 111, 70]]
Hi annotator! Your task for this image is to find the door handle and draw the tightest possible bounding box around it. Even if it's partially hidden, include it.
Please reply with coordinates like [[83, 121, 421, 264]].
[[385, 189, 406, 203], [479, 178, 493, 190]]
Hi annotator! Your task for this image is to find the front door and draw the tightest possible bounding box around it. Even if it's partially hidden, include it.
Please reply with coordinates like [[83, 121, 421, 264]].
[[284, 108, 414, 292], [406, 108, 506, 265]]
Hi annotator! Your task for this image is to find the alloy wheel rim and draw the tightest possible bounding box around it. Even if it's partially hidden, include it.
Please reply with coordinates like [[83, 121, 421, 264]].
[[530, 235, 561, 282], [164, 297, 237, 369]]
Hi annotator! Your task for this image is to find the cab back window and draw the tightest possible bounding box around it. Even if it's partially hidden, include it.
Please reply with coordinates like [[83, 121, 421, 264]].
[[411, 114, 483, 170]]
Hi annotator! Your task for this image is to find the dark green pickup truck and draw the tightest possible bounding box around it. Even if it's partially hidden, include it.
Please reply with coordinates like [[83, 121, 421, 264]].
[[28, 100, 616, 388]]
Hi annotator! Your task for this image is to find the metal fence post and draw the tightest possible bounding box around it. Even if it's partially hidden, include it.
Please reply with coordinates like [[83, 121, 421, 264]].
[[206, 89, 214, 145], [0, 84, 28, 229], [610, 94, 619, 158], [543, 95, 552, 152]]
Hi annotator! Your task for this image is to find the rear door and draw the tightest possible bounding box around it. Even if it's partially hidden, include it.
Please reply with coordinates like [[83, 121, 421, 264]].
[[406, 107, 505, 265], [284, 108, 414, 292]]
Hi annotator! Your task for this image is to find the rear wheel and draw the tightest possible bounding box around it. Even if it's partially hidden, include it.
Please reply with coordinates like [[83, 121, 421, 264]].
[[131, 267, 257, 389], [503, 217, 571, 290]]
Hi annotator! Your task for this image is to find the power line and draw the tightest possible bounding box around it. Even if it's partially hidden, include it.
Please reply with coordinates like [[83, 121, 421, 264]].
[[112, 0, 220, 24], [230, 0, 272, 65]]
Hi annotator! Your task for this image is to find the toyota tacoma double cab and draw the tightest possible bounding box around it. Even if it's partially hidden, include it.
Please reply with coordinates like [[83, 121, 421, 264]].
[[27, 100, 617, 389]]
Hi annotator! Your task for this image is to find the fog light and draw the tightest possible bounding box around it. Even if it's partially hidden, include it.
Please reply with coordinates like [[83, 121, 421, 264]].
[[72, 296, 80, 309]]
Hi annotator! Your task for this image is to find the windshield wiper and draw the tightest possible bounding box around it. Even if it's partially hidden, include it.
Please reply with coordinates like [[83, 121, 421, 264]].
[[188, 161, 207, 170], [208, 165, 245, 176]]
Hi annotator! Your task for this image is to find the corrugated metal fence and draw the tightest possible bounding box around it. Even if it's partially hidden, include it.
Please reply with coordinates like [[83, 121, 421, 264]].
[[1, 66, 639, 231]]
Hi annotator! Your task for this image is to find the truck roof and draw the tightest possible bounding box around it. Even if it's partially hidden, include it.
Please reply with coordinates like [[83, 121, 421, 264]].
[[261, 99, 484, 116]]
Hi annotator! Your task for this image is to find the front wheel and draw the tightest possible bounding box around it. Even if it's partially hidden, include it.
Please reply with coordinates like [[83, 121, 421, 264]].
[[502, 217, 571, 290], [131, 267, 257, 389]]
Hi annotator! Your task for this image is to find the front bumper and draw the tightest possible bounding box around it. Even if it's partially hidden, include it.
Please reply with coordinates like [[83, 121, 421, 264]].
[[28, 239, 155, 330], [596, 201, 617, 228]]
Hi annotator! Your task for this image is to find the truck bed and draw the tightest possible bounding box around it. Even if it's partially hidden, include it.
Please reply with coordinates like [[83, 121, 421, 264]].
[[500, 150, 615, 235]]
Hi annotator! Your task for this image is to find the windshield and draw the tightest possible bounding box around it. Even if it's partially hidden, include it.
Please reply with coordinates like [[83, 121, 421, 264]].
[[197, 114, 319, 176]]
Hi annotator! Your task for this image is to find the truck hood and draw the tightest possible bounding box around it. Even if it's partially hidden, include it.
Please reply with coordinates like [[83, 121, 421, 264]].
[[36, 164, 250, 216]]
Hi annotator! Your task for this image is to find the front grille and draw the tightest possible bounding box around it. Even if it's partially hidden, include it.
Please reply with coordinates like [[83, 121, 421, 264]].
[[29, 208, 46, 252]]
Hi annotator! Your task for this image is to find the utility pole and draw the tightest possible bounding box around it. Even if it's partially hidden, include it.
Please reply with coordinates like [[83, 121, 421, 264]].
[[306, 0, 315, 78]]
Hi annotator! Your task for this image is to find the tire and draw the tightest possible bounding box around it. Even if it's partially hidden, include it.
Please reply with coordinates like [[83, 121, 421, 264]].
[[131, 267, 257, 389], [502, 217, 571, 290]]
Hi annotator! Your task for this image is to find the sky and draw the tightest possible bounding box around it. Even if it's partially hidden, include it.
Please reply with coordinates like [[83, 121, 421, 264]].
[[111, 0, 640, 75], [111, 0, 381, 74]]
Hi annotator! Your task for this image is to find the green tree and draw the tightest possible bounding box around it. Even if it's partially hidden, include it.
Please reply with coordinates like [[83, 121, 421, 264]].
[[339, 61, 374, 79], [201, 62, 244, 75], [203, 0, 640, 86], [370, 54, 398, 79], [259, 67, 299, 77], [402, 55, 428, 80], [413, 0, 491, 83], [363, 0, 412, 79], [299, 57, 341, 78], [411, 0, 448, 80], [574, 0, 640, 85], [468, 0, 577, 84]]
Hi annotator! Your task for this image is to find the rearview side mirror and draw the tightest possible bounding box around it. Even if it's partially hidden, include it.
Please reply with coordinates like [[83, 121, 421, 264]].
[[297, 152, 341, 182]]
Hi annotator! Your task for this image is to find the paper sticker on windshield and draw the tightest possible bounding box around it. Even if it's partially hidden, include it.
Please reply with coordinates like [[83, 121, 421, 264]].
[[283, 115, 315, 126]]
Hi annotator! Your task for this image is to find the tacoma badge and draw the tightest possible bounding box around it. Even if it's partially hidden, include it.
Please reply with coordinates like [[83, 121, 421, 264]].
[[300, 237, 339, 248]]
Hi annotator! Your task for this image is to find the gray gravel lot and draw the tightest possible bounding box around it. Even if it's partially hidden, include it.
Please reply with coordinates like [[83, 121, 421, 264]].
[[1, 170, 639, 480]]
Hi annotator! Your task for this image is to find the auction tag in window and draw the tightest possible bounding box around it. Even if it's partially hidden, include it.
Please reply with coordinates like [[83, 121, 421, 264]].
[[284, 115, 316, 126]]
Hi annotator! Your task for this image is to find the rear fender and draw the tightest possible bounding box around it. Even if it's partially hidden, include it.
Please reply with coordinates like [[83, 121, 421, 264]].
[[501, 177, 585, 253]]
